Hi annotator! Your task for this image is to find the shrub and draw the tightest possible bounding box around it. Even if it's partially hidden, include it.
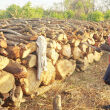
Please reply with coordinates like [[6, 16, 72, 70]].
[[6, 4, 22, 18], [49, 11, 64, 19], [64, 10, 75, 18], [104, 10, 110, 20], [87, 11, 104, 22], [80, 13, 87, 20], [0, 10, 7, 19]]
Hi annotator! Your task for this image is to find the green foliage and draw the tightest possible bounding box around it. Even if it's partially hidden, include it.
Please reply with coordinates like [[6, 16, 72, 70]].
[[0, 1, 108, 22], [5, 2, 44, 19], [22, 2, 44, 18], [64, 10, 75, 18], [76, 1, 83, 9], [6, 4, 22, 18], [49, 11, 64, 19], [22, 2, 37, 18], [87, 11, 104, 22], [104, 10, 110, 20], [80, 13, 87, 20], [0, 10, 7, 19], [64, 0, 94, 15], [35, 8, 44, 18]]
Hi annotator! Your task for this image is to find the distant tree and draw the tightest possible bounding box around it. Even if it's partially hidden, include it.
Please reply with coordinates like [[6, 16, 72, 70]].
[[64, 10, 75, 18], [6, 4, 22, 18], [22, 2, 35, 18], [80, 13, 87, 20], [104, 10, 110, 20], [87, 11, 104, 22], [22, 2, 44, 18], [0, 10, 7, 19], [64, 0, 94, 14], [49, 11, 64, 19], [35, 7, 44, 18]]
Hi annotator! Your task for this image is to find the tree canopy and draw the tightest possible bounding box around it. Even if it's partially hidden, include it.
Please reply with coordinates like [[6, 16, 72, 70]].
[[0, 1, 110, 22]]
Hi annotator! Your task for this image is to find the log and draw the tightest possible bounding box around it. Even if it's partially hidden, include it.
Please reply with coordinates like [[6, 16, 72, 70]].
[[56, 42, 62, 52], [0, 70, 15, 93], [79, 43, 88, 53], [0, 106, 8, 110], [0, 29, 23, 36], [6, 46, 21, 59], [0, 39, 7, 48], [61, 44, 71, 58], [47, 39, 57, 49], [11, 86, 25, 107], [5, 34, 35, 41], [53, 95, 62, 110], [47, 48, 59, 65], [0, 32, 5, 40], [87, 53, 94, 64], [4, 60, 27, 78], [76, 57, 89, 71], [25, 23, 38, 36], [5, 34, 28, 44], [56, 59, 76, 79], [87, 38, 95, 45], [0, 55, 9, 70], [6, 40, 19, 46], [74, 39, 80, 47], [86, 47, 94, 53], [20, 68, 41, 95], [72, 47, 82, 60], [21, 54, 37, 68], [57, 34, 67, 42], [41, 60, 56, 85], [7, 42, 36, 58], [94, 51, 102, 62], [0, 48, 8, 57], [21, 42, 37, 58]]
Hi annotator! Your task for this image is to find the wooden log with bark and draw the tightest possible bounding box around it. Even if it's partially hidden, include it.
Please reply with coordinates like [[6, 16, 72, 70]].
[[0, 55, 9, 70], [3, 59, 27, 78], [0, 70, 15, 94], [56, 59, 76, 79], [20, 68, 41, 95], [0, 39, 7, 48], [21, 54, 37, 68], [21, 42, 37, 58], [41, 60, 56, 85]]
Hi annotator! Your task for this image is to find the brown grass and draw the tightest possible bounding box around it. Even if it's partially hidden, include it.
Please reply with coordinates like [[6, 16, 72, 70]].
[[21, 54, 110, 110]]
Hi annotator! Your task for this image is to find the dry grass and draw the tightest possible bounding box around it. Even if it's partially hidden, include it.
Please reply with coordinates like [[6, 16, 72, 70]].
[[21, 54, 110, 110]]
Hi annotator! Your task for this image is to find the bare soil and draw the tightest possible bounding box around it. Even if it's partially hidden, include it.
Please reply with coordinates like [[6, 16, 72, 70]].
[[20, 54, 110, 110]]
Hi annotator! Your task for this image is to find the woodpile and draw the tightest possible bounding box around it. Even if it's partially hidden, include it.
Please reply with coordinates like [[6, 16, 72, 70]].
[[0, 18, 109, 108]]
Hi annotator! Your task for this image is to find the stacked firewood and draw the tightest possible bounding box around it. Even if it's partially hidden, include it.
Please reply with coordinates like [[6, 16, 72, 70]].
[[0, 18, 109, 107]]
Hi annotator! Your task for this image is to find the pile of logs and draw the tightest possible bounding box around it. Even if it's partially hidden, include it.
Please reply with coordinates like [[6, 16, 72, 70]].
[[0, 18, 109, 108]]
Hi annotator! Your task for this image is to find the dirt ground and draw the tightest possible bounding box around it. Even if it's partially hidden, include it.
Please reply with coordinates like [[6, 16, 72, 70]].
[[20, 54, 110, 110]]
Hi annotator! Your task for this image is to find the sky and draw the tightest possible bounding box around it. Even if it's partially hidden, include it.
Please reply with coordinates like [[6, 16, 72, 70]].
[[0, 0, 63, 10]]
